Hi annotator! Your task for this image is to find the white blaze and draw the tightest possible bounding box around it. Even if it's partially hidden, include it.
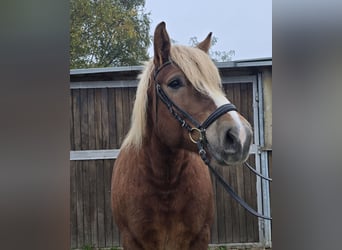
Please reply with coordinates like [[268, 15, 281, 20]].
[[210, 92, 247, 144]]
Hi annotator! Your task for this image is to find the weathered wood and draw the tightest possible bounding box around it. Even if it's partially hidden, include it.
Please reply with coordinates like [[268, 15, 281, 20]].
[[108, 88, 118, 149], [75, 159, 85, 247], [70, 160, 78, 248], [95, 89, 106, 247], [101, 88, 110, 150], [216, 166, 227, 243], [80, 89, 91, 245], [72, 89, 81, 151], [104, 159, 114, 246], [114, 88, 124, 147]]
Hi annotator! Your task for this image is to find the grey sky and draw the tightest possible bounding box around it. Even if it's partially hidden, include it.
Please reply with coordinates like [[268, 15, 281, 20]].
[[145, 0, 272, 60]]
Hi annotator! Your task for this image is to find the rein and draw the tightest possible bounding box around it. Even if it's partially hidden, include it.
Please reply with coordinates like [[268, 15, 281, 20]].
[[154, 60, 272, 220]]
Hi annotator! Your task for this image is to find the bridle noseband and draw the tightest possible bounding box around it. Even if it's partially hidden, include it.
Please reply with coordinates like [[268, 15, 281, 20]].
[[153, 60, 272, 220]]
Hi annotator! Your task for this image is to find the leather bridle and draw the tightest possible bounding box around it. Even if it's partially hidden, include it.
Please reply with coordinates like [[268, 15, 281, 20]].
[[154, 60, 237, 145], [153, 60, 272, 220]]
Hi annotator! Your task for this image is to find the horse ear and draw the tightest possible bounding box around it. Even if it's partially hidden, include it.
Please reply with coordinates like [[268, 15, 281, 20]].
[[154, 22, 171, 67], [197, 32, 212, 53]]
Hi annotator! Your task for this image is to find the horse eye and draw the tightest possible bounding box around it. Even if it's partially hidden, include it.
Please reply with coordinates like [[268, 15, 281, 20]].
[[168, 80, 183, 89]]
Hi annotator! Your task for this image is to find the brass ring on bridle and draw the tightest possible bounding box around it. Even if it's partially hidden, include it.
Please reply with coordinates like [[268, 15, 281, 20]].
[[189, 127, 203, 144]]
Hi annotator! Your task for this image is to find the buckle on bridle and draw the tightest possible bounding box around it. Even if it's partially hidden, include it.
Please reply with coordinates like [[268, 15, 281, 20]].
[[189, 127, 205, 144]]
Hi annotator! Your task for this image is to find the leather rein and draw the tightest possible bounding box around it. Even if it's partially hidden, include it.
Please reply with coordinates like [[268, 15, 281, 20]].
[[153, 60, 272, 220]]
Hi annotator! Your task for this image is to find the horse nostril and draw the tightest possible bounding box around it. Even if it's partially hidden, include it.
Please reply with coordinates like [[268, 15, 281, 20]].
[[225, 130, 235, 145], [224, 128, 240, 153]]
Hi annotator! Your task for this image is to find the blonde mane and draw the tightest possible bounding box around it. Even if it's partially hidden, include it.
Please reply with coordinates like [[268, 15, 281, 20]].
[[121, 45, 225, 150]]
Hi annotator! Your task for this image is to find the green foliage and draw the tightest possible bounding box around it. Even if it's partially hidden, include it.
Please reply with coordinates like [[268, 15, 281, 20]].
[[189, 36, 235, 62], [70, 0, 151, 68], [80, 245, 94, 250]]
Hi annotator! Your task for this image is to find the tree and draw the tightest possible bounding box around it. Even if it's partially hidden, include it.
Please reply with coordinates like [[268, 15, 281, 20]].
[[189, 36, 235, 62], [70, 0, 151, 68]]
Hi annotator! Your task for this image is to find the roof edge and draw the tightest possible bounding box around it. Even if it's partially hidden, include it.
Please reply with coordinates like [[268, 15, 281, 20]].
[[70, 57, 272, 75]]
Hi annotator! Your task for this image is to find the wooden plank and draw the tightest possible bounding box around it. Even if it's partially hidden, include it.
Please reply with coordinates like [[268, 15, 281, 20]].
[[235, 83, 248, 243], [250, 79, 259, 241], [104, 159, 114, 246], [88, 89, 99, 246], [96, 160, 106, 247], [80, 89, 91, 245], [229, 165, 240, 243], [70, 90, 75, 150], [101, 88, 110, 150], [94, 88, 103, 150], [80, 89, 89, 150], [108, 88, 118, 149], [216, 166, 226, 243], [115, 88, 124, 147], [76, 160, 85, 247], [87, 159, 98, 246], [122, 88, 131, 139], [240, 82, 252, 243], [72, 89, 81, 151], [222, 166, 232, 243], [70, 90, 84, 247], [111, 159, 121, 246], [210, 171, 218, 244], [88, 89, 96, 150], [70, 160, 78, 248], [95, 89, 106, 247]]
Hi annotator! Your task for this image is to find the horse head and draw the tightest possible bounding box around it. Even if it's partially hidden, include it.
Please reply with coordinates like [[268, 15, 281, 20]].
[[149, 22, 252, 166]]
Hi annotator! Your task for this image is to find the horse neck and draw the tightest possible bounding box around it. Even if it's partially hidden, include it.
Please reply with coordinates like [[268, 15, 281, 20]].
[[142, 132, 189, 186]]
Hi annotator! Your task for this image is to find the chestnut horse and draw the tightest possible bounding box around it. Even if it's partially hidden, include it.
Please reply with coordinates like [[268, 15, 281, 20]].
[[111, 22, 252, 250]]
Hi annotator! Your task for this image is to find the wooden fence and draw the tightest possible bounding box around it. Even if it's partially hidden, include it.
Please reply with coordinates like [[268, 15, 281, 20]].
[[70, 59, 272, 249]]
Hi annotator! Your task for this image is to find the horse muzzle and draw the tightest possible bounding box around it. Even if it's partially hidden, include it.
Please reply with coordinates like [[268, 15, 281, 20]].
[[206, 119, 253, 166]]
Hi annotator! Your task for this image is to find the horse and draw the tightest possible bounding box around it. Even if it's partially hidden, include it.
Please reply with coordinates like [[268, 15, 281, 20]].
[[111, 22, 253, 250]]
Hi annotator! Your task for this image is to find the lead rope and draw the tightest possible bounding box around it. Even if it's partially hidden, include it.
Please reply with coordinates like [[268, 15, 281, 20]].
[[196, 142, 272, 220]]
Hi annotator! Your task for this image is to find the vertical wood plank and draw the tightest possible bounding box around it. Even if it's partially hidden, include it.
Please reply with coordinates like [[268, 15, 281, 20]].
[[95, 89, 106, 247], [104, 159, 114, 246], [122, 88, 131, 138], [216, 166, 226, 243], [115, 88, 124, 147], [70, 89, 79, 247], [249, 80, 259, 241], [108, 88, 118, 149], [210, 172, 219, 244], [88, 89, 98, 246], [70, 90, 75, 150], [229, 164, 240, 243], [70, 160, 78, 248], [76, 160, 85, 247], [111, 159, 121, 246], [222, 166, 233, 243], [235, 83, 248, 243], [72, 89, 81, 151], [101, 88, 110, 150], [80, 89, 91, 246]]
